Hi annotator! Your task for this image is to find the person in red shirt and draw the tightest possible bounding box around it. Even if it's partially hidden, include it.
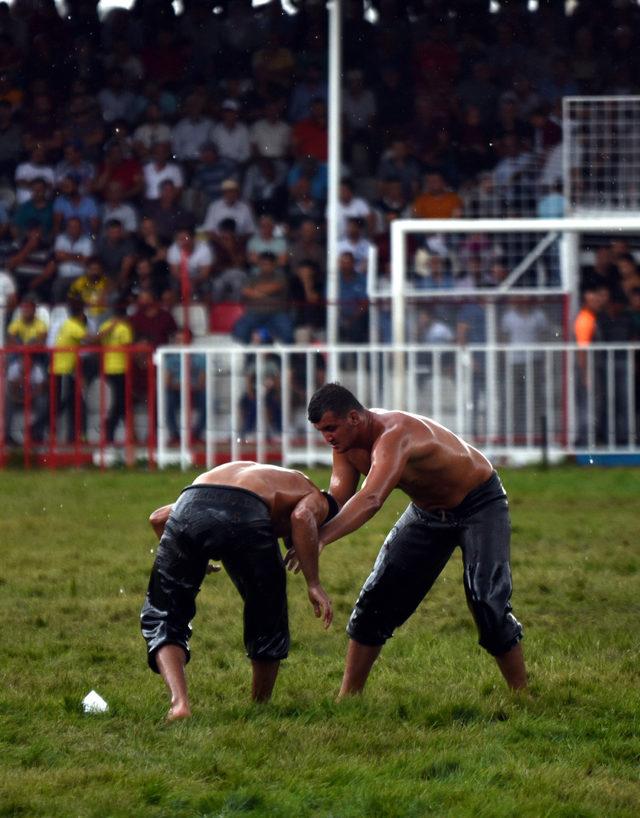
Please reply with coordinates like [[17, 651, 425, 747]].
[[93, 140, 143, 201], [292, 98, 328, 163], [129, 287, 178, 349]]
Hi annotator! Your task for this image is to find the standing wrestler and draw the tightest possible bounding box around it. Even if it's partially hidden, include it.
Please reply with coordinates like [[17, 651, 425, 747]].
[[141, 461, 338, 720], [300, 383, 526, 697]]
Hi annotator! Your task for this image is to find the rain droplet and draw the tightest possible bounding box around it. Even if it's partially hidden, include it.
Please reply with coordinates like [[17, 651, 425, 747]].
[[149, 548, 155, 554], [588, 458, 594, 464], [119, 588, 125, 595]]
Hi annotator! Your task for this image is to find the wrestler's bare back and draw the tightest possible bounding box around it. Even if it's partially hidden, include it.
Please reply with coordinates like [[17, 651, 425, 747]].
[[192, 461, 321, 535], [343, 409, 493, 510]]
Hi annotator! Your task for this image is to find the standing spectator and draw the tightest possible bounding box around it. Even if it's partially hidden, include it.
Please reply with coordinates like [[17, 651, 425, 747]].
[[61, 94, 105, 160], [52, 174, 100, 236], [52, 217, 93, 302], [96, 218, 136, 290], [14, 144, 54, 205], [142, 179, 195, 245], [246, 213, 288, 271], [93, 140, 144, 201], [209, 219, 249, 304], [134, 216, 169, 285], [290, 259, 325, 342], [5, 296, 49, 444], [614, 253, 640, 303], [96, 302, 134, 443], [412, 171, 463, 219], [52, 297, 88, 443], [376, 138, 422, 201], [54, 140, 95, 196], [232, 251, 293, 344], [164, 328, 206, 446], [210, 99, 251, 167], [338, 251, 368, 343], [342, 69, 377, 172], [100, 181, 138, 236], [97, 69, 137, 124], [288, 63, 327, 123], [337, 217, 372, 275], [23, 92, 63, 156], [574, 284, 610, 444], [143, 142, 184, 201], [288, 218, 325, 273], [11, 177, 53, 241], [167, 228, 215, 303], [201, 179, 256, 243], [286, 174, 323, 228]]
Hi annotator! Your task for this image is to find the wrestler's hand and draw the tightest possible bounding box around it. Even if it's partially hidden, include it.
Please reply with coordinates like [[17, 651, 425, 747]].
[[206, 562, 222, 575], [308, 583, 333, 629], [284, 547, 301, 574]]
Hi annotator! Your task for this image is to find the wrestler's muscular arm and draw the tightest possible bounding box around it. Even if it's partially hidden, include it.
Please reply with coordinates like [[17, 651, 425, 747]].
[[290, 496, 333, 628], [320, 428, 410, 548]]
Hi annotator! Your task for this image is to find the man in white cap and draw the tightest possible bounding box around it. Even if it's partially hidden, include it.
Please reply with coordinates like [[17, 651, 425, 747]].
[[200, 177, 256, 243], [211, 99, 251, 166]]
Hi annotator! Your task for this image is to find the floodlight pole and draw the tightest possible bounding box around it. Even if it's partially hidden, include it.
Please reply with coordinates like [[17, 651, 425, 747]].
[[326, 0, 341, 377]]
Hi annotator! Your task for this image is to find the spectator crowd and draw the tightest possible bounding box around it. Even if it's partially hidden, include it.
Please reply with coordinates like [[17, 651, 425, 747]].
[[2, 0, 640, 448]]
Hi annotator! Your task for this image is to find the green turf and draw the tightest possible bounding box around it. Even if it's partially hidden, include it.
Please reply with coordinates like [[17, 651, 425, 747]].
[[1, 466, 639, 818]]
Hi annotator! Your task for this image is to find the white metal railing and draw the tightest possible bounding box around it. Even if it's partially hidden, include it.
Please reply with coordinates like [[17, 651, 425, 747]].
[[155, 342, 640, 469]]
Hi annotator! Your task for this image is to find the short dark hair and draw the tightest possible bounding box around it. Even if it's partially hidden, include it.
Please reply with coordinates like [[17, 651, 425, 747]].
[[307, 382, 364, 423]]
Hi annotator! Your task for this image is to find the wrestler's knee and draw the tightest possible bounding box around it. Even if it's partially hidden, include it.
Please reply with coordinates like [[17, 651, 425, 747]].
[[346, 601, 394, 647], [464, 560, 523, 656], [140, 593, 193, 673]]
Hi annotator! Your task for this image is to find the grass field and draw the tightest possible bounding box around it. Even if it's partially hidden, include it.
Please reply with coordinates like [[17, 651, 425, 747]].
[[1, 465, 640, 818]]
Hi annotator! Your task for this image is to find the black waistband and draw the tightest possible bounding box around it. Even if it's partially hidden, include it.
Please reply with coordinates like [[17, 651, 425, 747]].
[[413, 471, 505, 522], [180, 483, 271, 515]]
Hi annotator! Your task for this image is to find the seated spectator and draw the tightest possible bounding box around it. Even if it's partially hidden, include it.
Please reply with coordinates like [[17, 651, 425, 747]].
[[96, 218, 136, 289], [417, 307, 455, 344], [0, 267, 17, 312], [61, 94, 105, 161], [337, 216, 372, 275], [163, 327, 207, 445], [100, 181, 138, 236], [287, 218, 325, 273], [134, 216, 169, 284], [6, 221, 55, 301], [490, 134, 535, 214], [68, 256, 113, 333], [250, 97, 291, 163], [614, 253, 640, 302], [52, 174, 100, 236], [54, 140, 95, 195], [412, 171, 463, 219], [132, 102, 172, 162], [171, 93, 215, 167], [414, 248, 455, 291], [51, 297, 89, 444], [95, 301, 134, 443], [373, 178, 410, 267], [232, 251, 293, 344], [286, 174, 323, 228], [14, 144, 55, 205], [453, 104, 494, 184], [11, 177, 53, 241], [201, 178, 256, 243], [374, 64, 413, 142], [581, 246, 619, 294], [190, 141, 238, 218], [288, 64, 327, 124], [142, 179, 195, 244], [0, 100, 22, 183], [376, 138, 422, 201], [23, 92, 63, 157], [337, 251, 368, 343], [129, 287, 178, 348], [333, 178, 375, 239], [210, 219, 248, 303], [292, 97, 328, 163], [97, 69, 137, 124], [246, 213, 288, 271], [93, 139, 144, 201], [290, 259, 325, 342], [166, 227, 215, 304], [242, 156, 287, 219], [52, 216, 93, 302], [251, 31, 295, 91], [342, 68, 377, 173], [143, 142, 184, 201], [5, 296, 49, 444], [210, 99, 251, 167], [287, 156, 328, 204]]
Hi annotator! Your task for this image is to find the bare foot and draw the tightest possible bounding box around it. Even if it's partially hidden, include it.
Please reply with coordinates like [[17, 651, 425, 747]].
[[167, 702, 191, 721]]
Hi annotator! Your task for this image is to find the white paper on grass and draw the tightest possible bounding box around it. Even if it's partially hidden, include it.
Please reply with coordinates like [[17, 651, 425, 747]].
[[82, 689, 109, 713]]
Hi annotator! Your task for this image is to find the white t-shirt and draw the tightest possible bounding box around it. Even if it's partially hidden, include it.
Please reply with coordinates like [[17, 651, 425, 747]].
[[172, 117, 215, 161], [249, 119, 291, 159], [15, 162, 55, 204], [133, 122, 172, 149], [143, 161, 185, 199], [501, 307, 549, 363], [210, 123, 251, 164], [201, 198, 256, 236], [167, 241, 215, 277], [330, 197, 371, 239], [54, 234, 94, 278]]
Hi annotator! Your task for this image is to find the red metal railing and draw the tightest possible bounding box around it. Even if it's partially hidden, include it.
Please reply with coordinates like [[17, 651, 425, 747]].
[[0, 343, 156, 469]]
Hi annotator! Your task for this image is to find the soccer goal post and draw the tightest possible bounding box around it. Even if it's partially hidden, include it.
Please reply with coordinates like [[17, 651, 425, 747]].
[[389, 215, 640, 410]]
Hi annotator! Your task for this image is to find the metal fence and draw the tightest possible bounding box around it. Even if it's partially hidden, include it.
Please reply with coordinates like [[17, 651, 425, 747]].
[[154, 342, 640, 469]]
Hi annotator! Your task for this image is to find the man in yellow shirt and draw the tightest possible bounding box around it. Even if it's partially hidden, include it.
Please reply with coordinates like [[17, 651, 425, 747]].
[[412, 171, 463, 220], [67, 257, 112, 333], [96, 302, 134, 443], [52, 297, 88, 443], [5, 296, 48, 444]]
